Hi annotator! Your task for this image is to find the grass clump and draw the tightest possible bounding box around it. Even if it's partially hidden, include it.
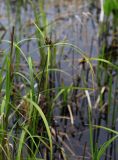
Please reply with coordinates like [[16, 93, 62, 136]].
[[0, 0, 118, 160]]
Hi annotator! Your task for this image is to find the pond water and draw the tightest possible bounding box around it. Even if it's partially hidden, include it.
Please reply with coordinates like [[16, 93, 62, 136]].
[[0, 0, 118, 160]]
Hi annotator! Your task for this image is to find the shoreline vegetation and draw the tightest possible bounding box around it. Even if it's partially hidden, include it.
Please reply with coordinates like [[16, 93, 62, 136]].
[[0, 0, 118, 159]]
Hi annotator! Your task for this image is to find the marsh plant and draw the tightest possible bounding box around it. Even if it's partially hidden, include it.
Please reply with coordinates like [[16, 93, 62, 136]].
[[0, 0, 118, 160]]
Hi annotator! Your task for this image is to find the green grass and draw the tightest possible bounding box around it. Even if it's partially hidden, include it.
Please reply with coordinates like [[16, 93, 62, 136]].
[[0, 0, 118, 160]]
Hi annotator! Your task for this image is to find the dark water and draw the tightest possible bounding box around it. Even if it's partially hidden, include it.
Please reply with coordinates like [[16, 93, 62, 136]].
[[0, 0, 118, 160]]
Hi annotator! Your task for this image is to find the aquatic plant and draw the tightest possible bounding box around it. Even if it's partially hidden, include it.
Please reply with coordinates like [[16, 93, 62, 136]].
[[0, 0, 118, 160]]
